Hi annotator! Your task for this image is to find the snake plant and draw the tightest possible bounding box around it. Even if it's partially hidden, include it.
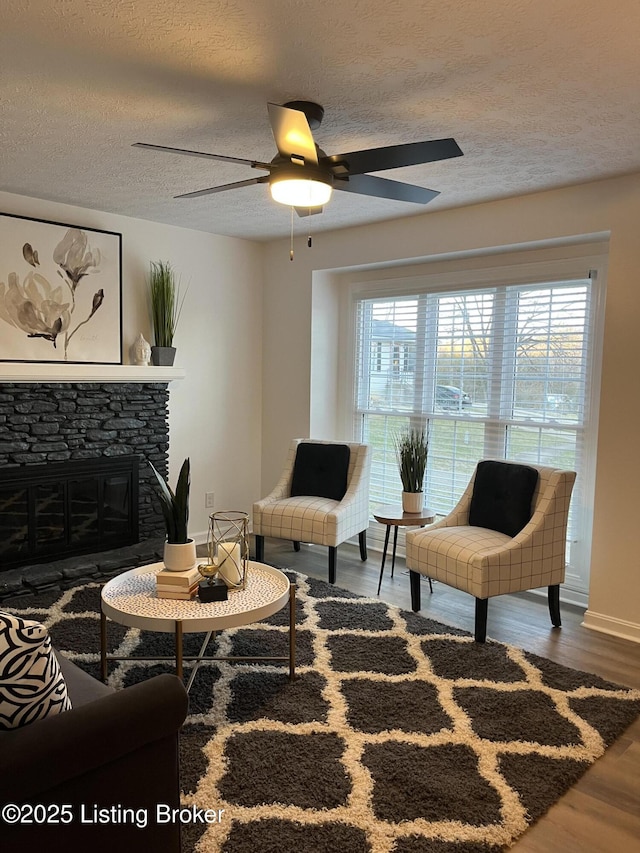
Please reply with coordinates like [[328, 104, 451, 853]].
[[149, 457, 190, 543]]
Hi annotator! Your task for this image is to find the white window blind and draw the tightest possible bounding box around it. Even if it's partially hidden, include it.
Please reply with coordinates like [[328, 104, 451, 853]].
[[353, 277, 594, 576]]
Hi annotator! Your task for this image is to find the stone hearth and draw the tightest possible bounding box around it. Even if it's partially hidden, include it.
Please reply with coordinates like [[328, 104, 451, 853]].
[[0, 539, 165, 604]]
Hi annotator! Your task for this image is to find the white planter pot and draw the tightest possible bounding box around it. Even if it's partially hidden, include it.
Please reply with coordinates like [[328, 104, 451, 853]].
[[163, 539, 197, 572], [402, 491, 424, 513]]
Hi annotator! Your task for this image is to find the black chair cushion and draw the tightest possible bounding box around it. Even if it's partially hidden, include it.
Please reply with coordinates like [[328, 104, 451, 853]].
[[290, 443, 351, 501], [469, 460, 539, 537]]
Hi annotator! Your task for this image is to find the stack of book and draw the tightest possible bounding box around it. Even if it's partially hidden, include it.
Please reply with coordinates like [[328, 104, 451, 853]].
[[155, 566, 202, 600]]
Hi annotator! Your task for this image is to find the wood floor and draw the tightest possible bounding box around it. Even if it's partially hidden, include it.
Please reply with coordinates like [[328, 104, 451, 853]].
[[257, 538, 640, 853]]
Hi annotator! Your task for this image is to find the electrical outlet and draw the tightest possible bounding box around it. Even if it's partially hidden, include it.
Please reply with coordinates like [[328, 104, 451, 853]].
[[205, 492, 215, 508]]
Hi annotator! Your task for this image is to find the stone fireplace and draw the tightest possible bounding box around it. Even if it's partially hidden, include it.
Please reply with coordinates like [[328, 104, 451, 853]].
[[0, 455, 140, 570], [0, 368, 182, 600]]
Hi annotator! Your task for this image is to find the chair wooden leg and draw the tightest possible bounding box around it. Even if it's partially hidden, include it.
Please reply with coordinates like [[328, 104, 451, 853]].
[[358, 530, 367, 561], [328, 546, 337, 584], [475, 598, 488, 643], [255, 534, 264, 562], [293, 541, 301, 552], [410, 570, 421, 611], [548, 584, 561, 627]]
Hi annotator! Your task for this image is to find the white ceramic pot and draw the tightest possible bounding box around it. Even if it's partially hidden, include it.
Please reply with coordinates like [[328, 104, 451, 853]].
[[402, 491, 424, 513], [163, 539, 197, 572]]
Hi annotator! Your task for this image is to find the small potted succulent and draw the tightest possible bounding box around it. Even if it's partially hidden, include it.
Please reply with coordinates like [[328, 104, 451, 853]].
[[395, 427, 429, 513], [149, 457, 197, 571]]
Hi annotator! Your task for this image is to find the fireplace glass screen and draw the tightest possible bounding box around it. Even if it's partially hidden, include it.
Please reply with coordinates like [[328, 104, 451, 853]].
[[0, 457, 139, 570]]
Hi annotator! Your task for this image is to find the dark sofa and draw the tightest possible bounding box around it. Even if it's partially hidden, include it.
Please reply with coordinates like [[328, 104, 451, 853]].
[[0, 652, 189, 851]]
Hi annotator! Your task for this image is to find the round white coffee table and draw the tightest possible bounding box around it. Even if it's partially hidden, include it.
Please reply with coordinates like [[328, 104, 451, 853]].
[[100, 561, 296, 690]]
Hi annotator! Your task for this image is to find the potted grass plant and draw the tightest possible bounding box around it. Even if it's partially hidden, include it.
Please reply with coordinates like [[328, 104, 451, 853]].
[[148, 260, 186, 366], [149, 457, 197, 571], [395, 427, 429, 513]]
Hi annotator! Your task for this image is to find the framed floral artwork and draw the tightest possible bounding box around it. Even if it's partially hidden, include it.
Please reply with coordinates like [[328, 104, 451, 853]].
[[0, 213, 122, 364]]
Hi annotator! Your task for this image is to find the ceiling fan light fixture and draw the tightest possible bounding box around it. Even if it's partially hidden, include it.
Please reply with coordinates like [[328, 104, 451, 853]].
[[270, 175, 333, 208], [135, 101, 463, 216]]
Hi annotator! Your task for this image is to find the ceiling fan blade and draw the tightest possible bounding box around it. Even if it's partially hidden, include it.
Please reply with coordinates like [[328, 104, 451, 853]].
[[267, 103, 318, 165], [133, 142, 271, 170], [334, 173, 439, 205], [294, 206, 324, 218], [175, 176, 269, 199], [327, 138, 463, 176]]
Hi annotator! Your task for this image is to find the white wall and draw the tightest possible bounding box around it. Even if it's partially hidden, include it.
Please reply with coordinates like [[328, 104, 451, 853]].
[[3, 176, 638, 640], [261, 173, 640, 642], [0, 190, 264, 543]]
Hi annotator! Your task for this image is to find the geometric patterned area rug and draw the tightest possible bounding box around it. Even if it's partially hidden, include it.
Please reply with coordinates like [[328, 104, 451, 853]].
[[6, 570, 640, 853]]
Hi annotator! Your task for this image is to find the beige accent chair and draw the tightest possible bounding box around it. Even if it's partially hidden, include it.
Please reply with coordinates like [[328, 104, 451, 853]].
[[253, 439, 371, 584], [406, 461, 576, 642]]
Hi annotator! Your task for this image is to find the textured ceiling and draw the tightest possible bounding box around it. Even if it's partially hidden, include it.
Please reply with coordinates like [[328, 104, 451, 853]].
[[2, 0, 640, 241]]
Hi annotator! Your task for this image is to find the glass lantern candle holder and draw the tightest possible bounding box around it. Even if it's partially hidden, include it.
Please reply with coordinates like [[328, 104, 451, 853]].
[[208, 510, 249, 590]]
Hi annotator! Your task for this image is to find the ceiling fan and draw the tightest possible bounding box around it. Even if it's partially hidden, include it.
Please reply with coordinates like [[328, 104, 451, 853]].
[[133, 101, 463, 215]]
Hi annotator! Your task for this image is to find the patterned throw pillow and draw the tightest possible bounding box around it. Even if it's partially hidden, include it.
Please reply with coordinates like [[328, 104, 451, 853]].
[[0, 611, 72, 730]]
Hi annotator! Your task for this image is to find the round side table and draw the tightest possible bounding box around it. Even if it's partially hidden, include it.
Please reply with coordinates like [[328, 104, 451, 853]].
[[373, 504, 436, 595]]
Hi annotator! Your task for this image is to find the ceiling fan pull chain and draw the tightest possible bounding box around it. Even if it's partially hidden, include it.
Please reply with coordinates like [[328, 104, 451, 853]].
[[308, 207, 313, 248], [290, 206, 294, 261]]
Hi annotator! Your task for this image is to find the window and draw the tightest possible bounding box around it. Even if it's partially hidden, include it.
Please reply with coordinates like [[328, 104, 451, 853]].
[[351, 265, 602, 595]]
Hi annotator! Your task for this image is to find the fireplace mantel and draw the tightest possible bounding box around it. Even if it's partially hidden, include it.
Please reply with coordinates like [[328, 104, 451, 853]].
[[0, 364, 185, 383]]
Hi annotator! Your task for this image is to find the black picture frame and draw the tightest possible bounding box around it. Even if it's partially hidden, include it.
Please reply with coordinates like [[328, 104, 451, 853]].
[[0, 212, 123, 364]]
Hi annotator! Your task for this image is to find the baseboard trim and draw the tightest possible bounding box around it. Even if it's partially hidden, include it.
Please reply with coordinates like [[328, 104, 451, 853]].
[[558, 586, 589, 609], [518, 585, 588, 610], [192, 530, 208, 547], [582, 610, 640, 643]]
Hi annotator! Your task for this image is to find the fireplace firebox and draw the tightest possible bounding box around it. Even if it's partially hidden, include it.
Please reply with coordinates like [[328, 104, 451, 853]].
[[0, 456, 139, 571]]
